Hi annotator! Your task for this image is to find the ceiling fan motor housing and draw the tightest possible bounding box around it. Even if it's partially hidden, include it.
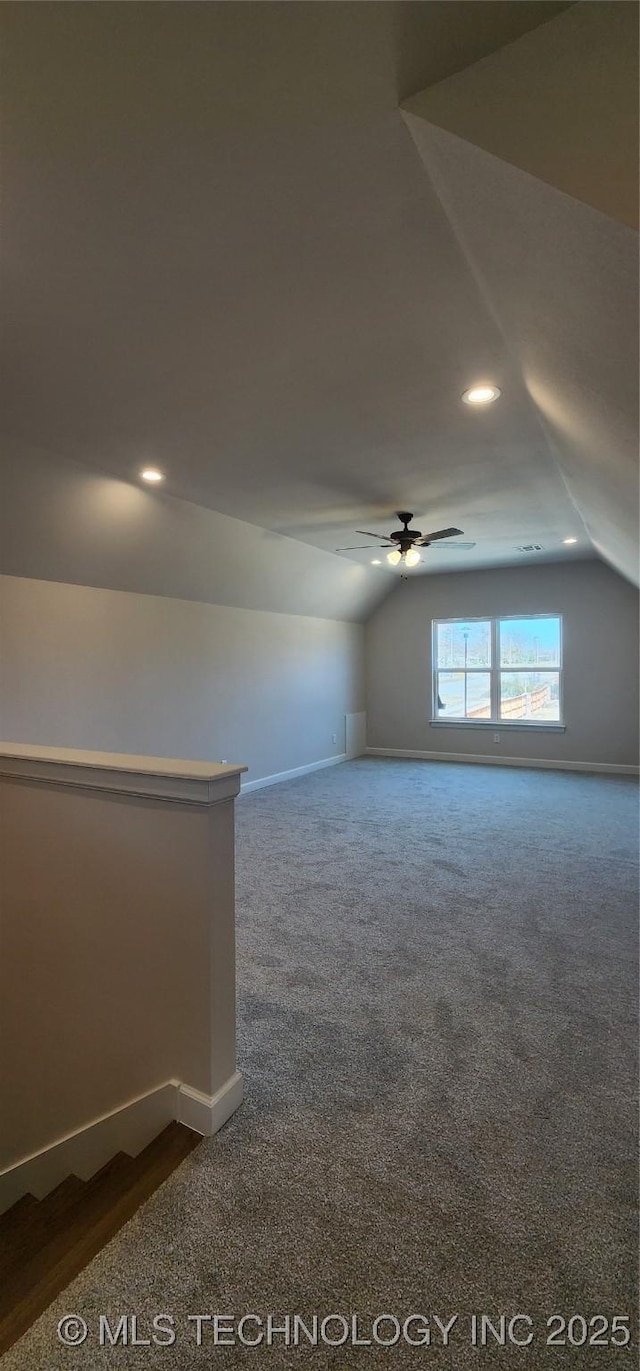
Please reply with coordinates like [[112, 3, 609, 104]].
[[390, 512, 422, 547]]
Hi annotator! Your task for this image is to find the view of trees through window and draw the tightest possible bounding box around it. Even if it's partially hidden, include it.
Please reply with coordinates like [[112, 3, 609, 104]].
[[434, 616, 562, 723]]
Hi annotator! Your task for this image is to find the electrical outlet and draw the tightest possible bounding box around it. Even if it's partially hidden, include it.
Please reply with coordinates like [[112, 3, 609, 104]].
[[493, 733, 500, 743], [331, 733, 337, 745]]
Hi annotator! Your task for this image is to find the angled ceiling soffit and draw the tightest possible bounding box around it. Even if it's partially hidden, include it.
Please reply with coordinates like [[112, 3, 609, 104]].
[[400, 4, 639, 586]]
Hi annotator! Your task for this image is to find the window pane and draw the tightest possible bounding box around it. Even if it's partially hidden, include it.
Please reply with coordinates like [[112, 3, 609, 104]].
[[500, 672, 560, 721], [437, 672, 491, 720], [499, 617, 560, 667], [436, 621, 491, 669]]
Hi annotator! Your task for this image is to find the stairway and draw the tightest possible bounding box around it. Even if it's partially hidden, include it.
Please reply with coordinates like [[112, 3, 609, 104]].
[[0, 1122, 201, 1355]]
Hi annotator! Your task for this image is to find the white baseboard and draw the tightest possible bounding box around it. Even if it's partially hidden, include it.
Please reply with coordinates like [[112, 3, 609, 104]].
[[0, 1071, 243, 1215], [241, 753, 347, 794], [177, 1072, 244, 1135], [366, 747, 639, 776]]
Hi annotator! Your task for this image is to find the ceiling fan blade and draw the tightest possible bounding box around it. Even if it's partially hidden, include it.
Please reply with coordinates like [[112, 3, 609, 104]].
[[335, 544, 391, 550], [416, 527, 464, 544], [429, 541, 476, 550], [355, 529, 392, 540]]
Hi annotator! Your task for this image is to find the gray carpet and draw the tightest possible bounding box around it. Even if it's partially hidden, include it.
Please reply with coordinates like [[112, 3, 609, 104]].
[[5, 759, 638, 1368]]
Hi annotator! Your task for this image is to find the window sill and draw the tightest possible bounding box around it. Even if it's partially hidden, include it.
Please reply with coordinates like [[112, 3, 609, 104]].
[[430, 719, 566, 732]]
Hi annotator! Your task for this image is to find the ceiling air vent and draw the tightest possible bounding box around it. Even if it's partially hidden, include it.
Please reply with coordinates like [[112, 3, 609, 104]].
[[516, 543, 544, 553]]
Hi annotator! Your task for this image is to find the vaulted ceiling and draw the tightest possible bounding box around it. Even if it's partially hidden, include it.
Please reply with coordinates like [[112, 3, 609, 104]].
[[402, 1, 638, 586], [1, 1, 637, 609]]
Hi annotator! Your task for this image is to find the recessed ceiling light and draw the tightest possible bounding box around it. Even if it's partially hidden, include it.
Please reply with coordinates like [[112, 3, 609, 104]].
[[462, 384, 501, 406], [563, 536, 577, 545], [140, 468, 164, 483], [371, 559, 381, 565]]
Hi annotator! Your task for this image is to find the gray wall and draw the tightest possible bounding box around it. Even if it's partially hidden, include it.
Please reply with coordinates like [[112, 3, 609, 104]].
[[0, 440, 370, 784], [0, 438, 384, 623], [1, 769, 237, 1170], [365, 560, 639, 768], [0, 577, 364, 782]]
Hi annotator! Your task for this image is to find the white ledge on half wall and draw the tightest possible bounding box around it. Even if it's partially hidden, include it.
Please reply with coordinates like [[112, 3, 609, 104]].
[[0, 742, 248, 805]]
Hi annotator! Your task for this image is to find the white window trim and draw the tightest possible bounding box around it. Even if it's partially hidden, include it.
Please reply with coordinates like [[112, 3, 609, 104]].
[[431, 614, 564, 729]]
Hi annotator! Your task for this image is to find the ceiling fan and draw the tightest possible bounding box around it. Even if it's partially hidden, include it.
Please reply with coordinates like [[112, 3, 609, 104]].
[[336, 512, 475, 567]]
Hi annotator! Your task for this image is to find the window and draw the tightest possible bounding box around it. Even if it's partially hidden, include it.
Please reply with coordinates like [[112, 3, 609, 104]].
[[432, 616, 562, 725]]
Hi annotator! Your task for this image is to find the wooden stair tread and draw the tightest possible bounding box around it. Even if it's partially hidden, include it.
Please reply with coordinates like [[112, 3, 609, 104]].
[[119, 1121, 199, 1181], [0, 1176, 86, 1282], [0, 1123, 200, 1356], [0, 1126, 198, 1310], [0, 1158, 135, 1282], [88, 1150, 136, 1186], [0, 1193, 38, 1244]]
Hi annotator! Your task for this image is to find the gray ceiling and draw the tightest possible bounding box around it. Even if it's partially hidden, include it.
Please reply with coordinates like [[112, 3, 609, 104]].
[[1, 1, 637, 591]]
